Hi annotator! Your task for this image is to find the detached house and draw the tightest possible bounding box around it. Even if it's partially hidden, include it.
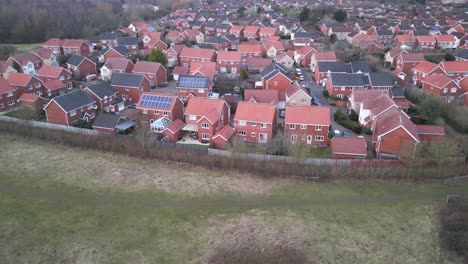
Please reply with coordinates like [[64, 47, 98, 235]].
[[179, 47, 216, 68], [61, 39, 92, 56], [243, 26, 260, 40], [259, 63, 292, 93], [314, 62, 348, 86], [0, 62, 17, 79], [100, 58, 134, 81], [294, 46, 316, 68], [216, 51, 242, 74], [37, 65, 73, 90], [183, 97, 230, 144], [435, 35, 457, 50], [7, 53, 42, 75], [84, 82, 123, 112], [284, 106, 330, 146], [422, 73, 460, 103], [136, 92, 184, 131], [132, 61, 167, 87], [116, 37, 139, 54], [31, 48, 58, 66], [326, 73, 366, 99], [310, 52, 338, 73], [416, 35, 437, 50], [111, 73, 150, 103], [234, 102, 277, 143], [165, 44, 186, 67], [44, 90, 97, 126], [238, 43, 263, 64], [258, 27, 279, 41], [395, 53, 424, 75], [412, 61, 442, 87], [438, 61, 468, 79], [285, 82, 312, 106], [100, 46, 132, 62], [66, 55, 97, 79], [0, 78, 18, 111], [6, 72, 44, 96], [176, 75, 212, 101]]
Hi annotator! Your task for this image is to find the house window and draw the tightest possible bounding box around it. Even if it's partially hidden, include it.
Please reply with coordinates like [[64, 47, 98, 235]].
[[202, 133, 210, 140], [8, 101, 15, 106], [291, 134, 297, 143], [261, 123, 267, 128], [341, 87, 346, 91], [154, 110, 159, 114], [189, 115, 196, 120], [300, 124, 306, 129], [300, 98, 307, 103], [450, 87, 457, 93], [70, 110, 76, 116], [274, 81, 278, 86], [443, 88, 448, 93], [259, 133, 267, 143], [315, 135, 324, 141], [27, 85, 33, 90], [163, 111, 168, 116], [289, 124, 296, 129], [201, 123, 209, 129], [315, 125, 322, 131], [7, 92, 13, 97], [198, 88, 204, 94], [238, 130, 246, 136], [238, 120, 246, 126], [125, 88, 130, 91], [59, 76, 65, 81], [35, 82, 41, 88], [142, 109, 147, 114], [251, 132, 256, 137]]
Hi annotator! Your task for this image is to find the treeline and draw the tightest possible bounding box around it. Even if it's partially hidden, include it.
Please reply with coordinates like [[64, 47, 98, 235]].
[[0, 0, 155, 44]]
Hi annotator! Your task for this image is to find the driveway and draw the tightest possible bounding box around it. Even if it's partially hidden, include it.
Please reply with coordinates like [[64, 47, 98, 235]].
[[152, 80, 176, 94]]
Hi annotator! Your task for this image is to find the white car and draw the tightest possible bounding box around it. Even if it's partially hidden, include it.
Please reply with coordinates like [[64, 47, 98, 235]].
[[333, 129, 341, 137]]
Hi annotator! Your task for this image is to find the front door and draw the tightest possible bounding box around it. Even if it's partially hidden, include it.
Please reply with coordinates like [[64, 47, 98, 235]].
[[307, 135, 312, 144]]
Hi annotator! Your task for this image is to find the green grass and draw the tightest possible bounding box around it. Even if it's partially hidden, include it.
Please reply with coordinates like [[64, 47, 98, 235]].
[[0, 134, 467, 263], [7, 43, 41, 52]]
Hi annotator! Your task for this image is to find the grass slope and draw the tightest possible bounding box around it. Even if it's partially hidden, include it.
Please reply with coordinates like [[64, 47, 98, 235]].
[[0, 134, 466, 263]]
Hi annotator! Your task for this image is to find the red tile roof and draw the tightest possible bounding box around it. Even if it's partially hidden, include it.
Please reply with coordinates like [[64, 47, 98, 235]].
[[284, 105, 330, 126], [314, 52, 337, 61], [132, 61, 164, 74], [400, 53, 424, 62], [416, 125, 445, 135], [189, 62, 216, 80], [285, 82, 310, 99], [37, 65, 68, 78], [331, 137, 367, 156], [413, 61, 438, 74], [234, 101, 276, 124], [244, 89, 279, 104], [244, 26, 260, 33], [180, 47, 215, 59], [416, 35, 436, 42], [351, 90, 385, 104], [162, 119, 185, 135], [217, 51, 242, 61], [423, 73, 456, 88], [43, 79, 66, 91], [104, 58, 133, 71], [9, 53, 41, 65], [213, 125, 235, 141], [172, 66, 190, 75], [361, 94, 397, 117], [31, 48, 53, 59], [0, 78, 15, 94], [19, 93, 40, 102], [185, 97, 226, 117], [238, 43, 262, 54], [259, 27, 277, 35], [6, 72, 34, 86], [439, 61, 468, 73], [374, 111, 419, 143], [435, 35, 456, 42], [246, 58, 273, 68], [42, 38, 62, 47]]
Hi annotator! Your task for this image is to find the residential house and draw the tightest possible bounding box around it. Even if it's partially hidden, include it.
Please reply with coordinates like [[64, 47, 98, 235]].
[[416, 35, 437, 50], [357, 93, 398, 127], [216, 51, 242, 74], [243, 26, 260, 40], [42, 38, 63, 54], [176, 75, 212, 101], [100, 46, 132, 62], [458, 77, 468, 106], [435, 35, 457, 49], [0, 62, 17, 79], [189, 62, 217, 81], [247, 58, 273, 74], [314, 62, 348, 86], [0, 78, 17, 111], [6, 72, 44, 96], [455, 49, 468, 61], [422, 73, 460, 103], [284, 106, 330, 145], [438, 61, 468, 79], [165, 44, 186, 67], [172, 66, 189, 81], [310, 52, 337, 73], [331, 137, 367, 159], [258, 27, 279, 41], [326, 73, 366, 99], [66, 55, 97, 79], [111, 73, 150, 103], [238, 43, 263, 64], [61, 39, 92, 56], [204, 36, 230, 51], [37, 65, 73, 89], [31, 48, 58, 66], [43, 79, 66, 97], [385, 47, 408, 66], [136, 92, 184, 131], [285, 82, 312, 106], [276, 52, 295, 70], [116, 37, 139, 54], [259, 63, 292, 93], [100, 58, 134, 81], [394, 33, 416, 50], [92, 113, 128, 133], [179, 47, 216, 68], [132, 61, 167, 87], [44, 90, 97, 125], [294, 46, 316, 68], [7, 53, 42, 75], [212, 125, 236, 150], [161, 119, 185, 143], [215, 23, 231, 35], [412, 61, 442, 87], [368, 72, 393, 93], [375, 29, 394, 46], [293, 32, 317, 47], [18, 93, 44, 111], [244, 89, 279, 105], [183, 97, 230, 143], [99, 32, 122, 47], [84, 82, 123, 112], [395, 53, 425, 75], [234, 102, 277, 143], [262, 42, 285, 59], [328, 27, 354, 40], [229, 25, 244, 37]]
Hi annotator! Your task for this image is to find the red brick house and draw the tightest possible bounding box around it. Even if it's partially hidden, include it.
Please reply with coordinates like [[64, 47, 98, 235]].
[[244, 89, 279, 105], [259, 63, 292, 93], [416, 35, 437, 50], [435, 35, 457, 50], [165, 45, 186, 67], [179, 47, 216, 68], [457, 77, 468, 106], [100, 46, 132, 61], [18, 93, 44, 111], [258, 27, 279, 41], [111, 73, 150, 104], [42, 38, 63, 54], [43, 79, 66, 97], [284, 106, 330, 146], [243, 26, 260, 40], [161, 119, 185, 143], [395, 53, 425, 75], [385, 47, 408, 66], [66, 55, 97, 79], [212, 125, 236, 149], [189, 62, 217, 81], [438, 61, 468, 79], [217, 51, 242, 74], [422, 73, 460, 103], [412, 61, 442, 87], [229, 25, 244, 37], [7, 53, 42, 75], [0, 78, 18, 111], [326, 73, 366, 99], [37, 65, 73, 89], [6, 72, 44, 96], [310, 52, 338, 73], [92, 113, 128, 133], [238, 43, 263, 64], [294, 46, 316, 68], [136, 92, 184, 128], [61, 39, 92, 56], [394, 33, 416, 50], [84, 82, 122, 112], [132, 61, 167, 87], [234, 102, 277, 143], [176, 75, 212, 101], [44, 90, 97, 126], [331, 137, 367, 159], [165, 30, 187, 43], [183, 97, 230, 143], [371, 110, 420, 158], [100, 58, 134, 82]]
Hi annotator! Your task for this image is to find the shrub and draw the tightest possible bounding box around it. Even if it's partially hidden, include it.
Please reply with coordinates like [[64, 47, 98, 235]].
[[349, 109, 358, 121], [71, 120, 93, 129], [362, 127, 372, 135], [322, 90, 329, 98]]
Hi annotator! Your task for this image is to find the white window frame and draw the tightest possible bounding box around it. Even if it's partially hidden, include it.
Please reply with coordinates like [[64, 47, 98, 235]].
[[315, 135, 324, 141], [35, 82, 41, 88], [300, 98, 307, 103], [142, 109, 147, 114], [202, 133, 210, 140], [252, 121, 257, 126], [251, 132, 256, 137], [70, 110, 77, 116], [260, 123, 267, 128], [300, 124, 306, 129], [8, 101, 15, 106], [238, 130, 246, 136], [291, 134, 297, 143], [189, 115, 196, 120], [238, 120, 247, 126], [201, 123, 209, 129], [450, 87, 457, 93], [7, 92, 13, 97], [163, 111, 168, 116], [315, 125, 322, 131], [289, 124, 296, 129]]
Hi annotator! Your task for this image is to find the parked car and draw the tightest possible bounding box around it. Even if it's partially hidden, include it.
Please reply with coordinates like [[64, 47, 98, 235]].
[[342, 131, 351, 137], [279, 110, 286, 118], [333, 129, 341, 137], [127, 103, 137, 109]]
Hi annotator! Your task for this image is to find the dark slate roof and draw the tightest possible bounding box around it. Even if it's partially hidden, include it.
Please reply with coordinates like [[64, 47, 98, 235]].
[[67, 55, 86, 66], [456, 49, 468, 60], [100, 32, 122, 41], [414, 30, 429, 36], [86, 82, 117, 99], [52, 90, 95, 112], [295, 32, 313, 38], [224, 34, 239, 42], [369, 72, 393, 87], [260, 62, 288, 79], [317, 62, 349, 73], [391, 85, 405, 98], [216, 23, 231, 30], [351, 61, 371, 73], [177, 75, 210, 88], [117, 37, 138, 46], [398, 25, 412, 30], [205, 36, 228, 44], [197, 43, 217, 50], [330, 73, 365, 86], [206, 22, 217, 28], [92, 113, 121, 129], [112, 45, 131, 56], [100, 48, 109, 55], [111, 73, 144, 87], [188, 21, 204, 26], [377, 29, 392, 36]]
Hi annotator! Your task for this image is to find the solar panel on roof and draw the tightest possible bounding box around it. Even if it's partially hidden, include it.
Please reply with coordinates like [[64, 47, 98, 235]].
[[179, 76, 208, 88], [140, 95, 173, 109]]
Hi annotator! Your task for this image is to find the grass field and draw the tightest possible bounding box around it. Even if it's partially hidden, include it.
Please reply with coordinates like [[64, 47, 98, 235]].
[[0, 134, 467, 263]]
